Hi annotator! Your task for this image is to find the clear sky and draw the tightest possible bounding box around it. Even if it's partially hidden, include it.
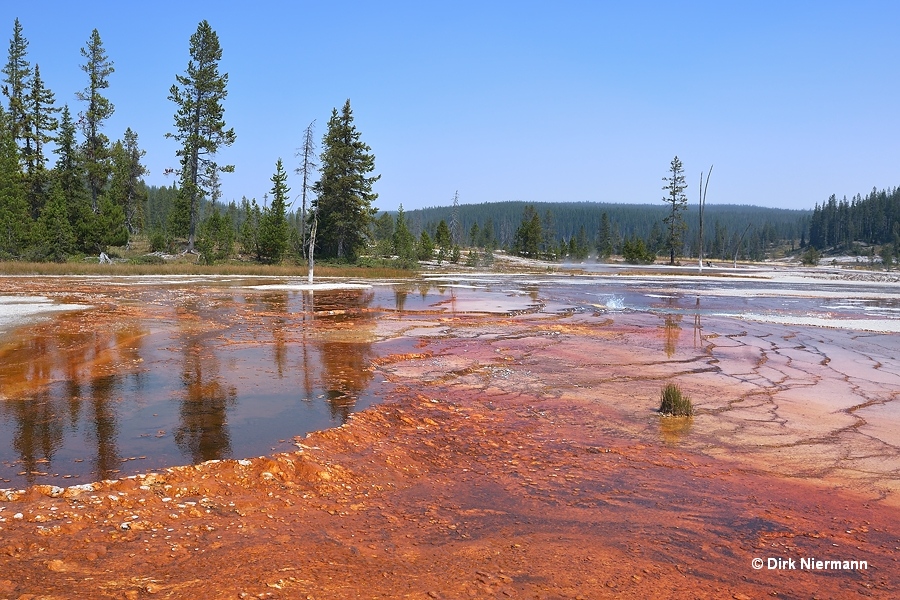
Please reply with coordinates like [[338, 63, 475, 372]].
[[5, 1, 899, 212]]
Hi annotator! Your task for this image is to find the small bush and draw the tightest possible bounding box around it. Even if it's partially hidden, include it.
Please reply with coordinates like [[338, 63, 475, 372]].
[[658, 383, 693, 416], [800, 246, 821, 266], [148, 228, 174, 253]]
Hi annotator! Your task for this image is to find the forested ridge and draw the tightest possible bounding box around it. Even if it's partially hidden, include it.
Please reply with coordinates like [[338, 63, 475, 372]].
[[399, 201, 810, 263]]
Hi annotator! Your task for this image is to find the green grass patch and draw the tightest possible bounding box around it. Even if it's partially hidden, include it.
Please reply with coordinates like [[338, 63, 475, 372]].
[[658, 383, 693, 416]]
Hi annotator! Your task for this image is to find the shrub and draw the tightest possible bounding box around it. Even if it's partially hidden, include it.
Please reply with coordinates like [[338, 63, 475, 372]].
[[658, 383, 693, 416], [148, 228, 173, 253], [800, 246, 821, 266], [622, 236, 655, 264]]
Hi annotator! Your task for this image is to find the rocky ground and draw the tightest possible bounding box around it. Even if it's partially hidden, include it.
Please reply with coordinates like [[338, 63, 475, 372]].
[[0, 276, 898, 599]]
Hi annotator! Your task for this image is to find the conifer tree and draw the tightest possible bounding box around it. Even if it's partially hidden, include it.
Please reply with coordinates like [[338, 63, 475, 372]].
[[239, 197, 262, 260], [27, 64, 58, 173], [662, 155, 688, 265], [167, 20, 235, 251], [196, 207, 234, 265], [0, 105, 29, 256], [312, 99, 379, 260], [35, 181, 75, 262], [2, 18, 31, 166], [597, 212, 613, 258], [417, 229, 434, 261], [52, 104, 89, 243], [372, 211, 394, 257], [392, 204, 416, 265], [258, 158, 290, 263], [76, 29, 114, 213], [513, 204, 542, 257], [107, 128, 148, 236], [21, 63, 57, 218]]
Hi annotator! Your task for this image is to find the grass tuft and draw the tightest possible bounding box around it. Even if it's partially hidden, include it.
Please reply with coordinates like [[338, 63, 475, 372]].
[[658, 383, 693, 416]]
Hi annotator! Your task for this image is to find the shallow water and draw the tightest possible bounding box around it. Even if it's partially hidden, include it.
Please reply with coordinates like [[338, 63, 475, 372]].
[[0, 272, 898, 489]]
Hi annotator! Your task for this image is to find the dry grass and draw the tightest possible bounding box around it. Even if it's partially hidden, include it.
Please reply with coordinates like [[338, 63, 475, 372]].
[[0, 260, 412, 279]]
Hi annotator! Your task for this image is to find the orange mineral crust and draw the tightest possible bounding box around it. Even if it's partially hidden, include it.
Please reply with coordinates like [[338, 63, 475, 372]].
[[0, 276, 897, 599]]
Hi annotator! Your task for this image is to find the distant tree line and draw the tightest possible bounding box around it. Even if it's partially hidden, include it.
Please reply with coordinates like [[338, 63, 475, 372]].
[[808, 188, 900, 266], [395, 200, 810, 264]]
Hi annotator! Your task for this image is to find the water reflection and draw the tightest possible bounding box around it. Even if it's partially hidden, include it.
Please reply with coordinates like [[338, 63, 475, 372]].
[[0, 313, 151, 484], [661, 314, 683, 358], [87, 375, 123, 479], [261, 292, 289, 378], [394, 288, 408, 313], [309, 289, 377, 422], [0, 285, 385, 488], [693, 297, 702, 347], [174, 331, 236, 463], [659, 416, 693, 445]]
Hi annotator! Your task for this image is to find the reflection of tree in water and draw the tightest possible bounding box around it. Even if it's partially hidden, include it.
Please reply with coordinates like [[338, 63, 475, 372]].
[[394, 288, 408, 313], [259, 292, 289, 378], [0, 318, 146, 484], [9, 389, 64, 486], [310, 289, 376, 424], [662, 314, 683, 358], [693, 297, 703, 347], [175, 333, 237, 463], [87, 375, 122, 479], [316, 341, 375, 423]]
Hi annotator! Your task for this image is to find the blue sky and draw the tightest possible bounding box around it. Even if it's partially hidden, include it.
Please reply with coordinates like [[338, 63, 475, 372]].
[[6, 1, 899, 212]]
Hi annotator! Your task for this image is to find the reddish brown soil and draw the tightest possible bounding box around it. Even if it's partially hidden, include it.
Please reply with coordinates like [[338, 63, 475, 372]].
[[0, 279, 898, 599]]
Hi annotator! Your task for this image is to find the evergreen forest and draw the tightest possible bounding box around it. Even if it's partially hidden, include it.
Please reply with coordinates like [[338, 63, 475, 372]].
[[2, 17, 899, 269]]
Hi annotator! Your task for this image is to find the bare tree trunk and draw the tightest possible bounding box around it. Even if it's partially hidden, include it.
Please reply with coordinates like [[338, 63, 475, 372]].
[[698, 165, 712, 272], [296, 120, 316, 260], [733, 223, 752, 268], [307, 215, 317, 285]]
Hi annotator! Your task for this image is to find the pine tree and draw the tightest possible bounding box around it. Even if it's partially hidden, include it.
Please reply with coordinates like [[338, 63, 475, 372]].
[[26, 64, 57, 173], [196, 207, 234, 265], [76, 29, 114, 213], [2, 18, 31, 166], [662, 155, 688, 265], [597, 212, 613, 258], [167, 20, 235, 250], [372, 211, 394, 257], [312, 99, 379, 260], [0, 105, 30, 257], [258, 158, 290, 263], [23, 63, 59, 217], [238, 197, 262, 260], [435, 219, 452, 253], [107, 128, 147, 235], [392, 204, 416, 266], [34, 180, 75, 262], [417, 229, 434, 261], [51, 105, 90, 247], [513, 204, 542, 257]]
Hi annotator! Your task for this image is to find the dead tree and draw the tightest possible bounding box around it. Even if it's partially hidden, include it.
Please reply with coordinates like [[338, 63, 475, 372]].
[[295, 120, 317, 259], [698, 165, 712, 272]]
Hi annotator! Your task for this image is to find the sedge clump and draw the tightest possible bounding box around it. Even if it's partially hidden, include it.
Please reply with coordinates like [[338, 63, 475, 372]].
[[658, 383, 693, 416]]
